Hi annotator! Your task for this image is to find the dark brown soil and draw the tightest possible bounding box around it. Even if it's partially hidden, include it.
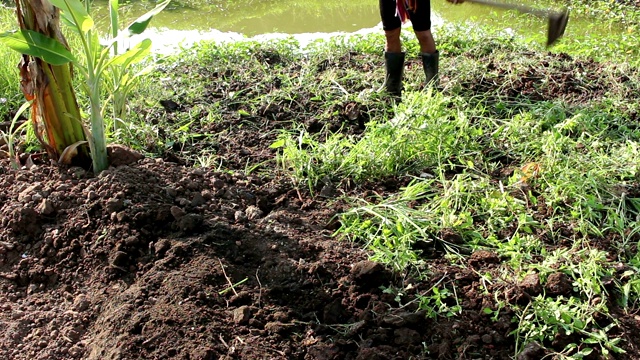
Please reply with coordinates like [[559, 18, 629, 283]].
[[3, 167, 637, 360], [1, 46, 639, 360], [0, 156, 520, 360]]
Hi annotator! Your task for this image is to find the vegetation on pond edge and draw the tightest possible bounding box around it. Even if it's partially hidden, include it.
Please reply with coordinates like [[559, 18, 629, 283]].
[[1, 1, 640, 358]]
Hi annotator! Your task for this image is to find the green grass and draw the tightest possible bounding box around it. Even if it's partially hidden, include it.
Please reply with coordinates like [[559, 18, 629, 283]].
[[331, 102, 639, 355], [323, 40, 636, 360], [0, 6, 21, 121], [267, 19, 638, 360]]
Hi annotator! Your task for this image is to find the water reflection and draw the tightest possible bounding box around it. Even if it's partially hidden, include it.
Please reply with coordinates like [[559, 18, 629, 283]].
[[97, 0, 380, 34], [95, 0, 624, 54]]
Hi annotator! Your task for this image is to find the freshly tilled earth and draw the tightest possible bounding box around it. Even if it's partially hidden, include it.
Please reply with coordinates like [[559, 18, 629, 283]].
[[0, 156, 516, 360]]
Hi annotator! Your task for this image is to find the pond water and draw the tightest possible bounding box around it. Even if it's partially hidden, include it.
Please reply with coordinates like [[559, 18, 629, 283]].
[[95, 0, 617, 52]]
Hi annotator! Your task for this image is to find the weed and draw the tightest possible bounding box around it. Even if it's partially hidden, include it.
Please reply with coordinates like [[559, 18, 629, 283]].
[[417, 285, 462, 319], [513, 296, 625, 359], [0, 100, 31, 168]]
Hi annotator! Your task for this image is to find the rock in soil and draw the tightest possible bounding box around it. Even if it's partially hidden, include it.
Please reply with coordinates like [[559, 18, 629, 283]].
[[468, 250, 500, 268], [545, 272, 574, 296], [519, 273, 542, 296]]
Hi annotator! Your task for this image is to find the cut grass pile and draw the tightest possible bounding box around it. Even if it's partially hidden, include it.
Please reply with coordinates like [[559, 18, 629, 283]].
[[304, 35, 637, 360]]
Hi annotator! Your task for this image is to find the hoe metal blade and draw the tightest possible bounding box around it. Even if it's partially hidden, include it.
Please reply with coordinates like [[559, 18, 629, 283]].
[[465, 0, 569, 47], [546, 9, 569, 47]]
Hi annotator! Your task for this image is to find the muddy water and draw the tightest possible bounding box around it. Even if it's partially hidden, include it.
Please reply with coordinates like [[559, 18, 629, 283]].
[[94, 0, 619, 52], [100, 0, 569, 35], [104, 0, 380, 34]]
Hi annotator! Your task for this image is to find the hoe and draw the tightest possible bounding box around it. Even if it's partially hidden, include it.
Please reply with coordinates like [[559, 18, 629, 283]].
[[465, 0, 569, 47]]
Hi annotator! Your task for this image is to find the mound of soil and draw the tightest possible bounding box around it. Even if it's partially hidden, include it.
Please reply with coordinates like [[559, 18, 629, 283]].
[[0, 155, 518, 360]]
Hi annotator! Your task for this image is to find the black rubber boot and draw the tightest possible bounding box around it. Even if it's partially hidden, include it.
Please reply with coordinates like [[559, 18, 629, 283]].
[[421, 50, 439, 86], [384, 52, 405, 97]]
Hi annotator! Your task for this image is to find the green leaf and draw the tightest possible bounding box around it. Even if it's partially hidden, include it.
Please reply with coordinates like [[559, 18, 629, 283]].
[[0, 30, 76, 65], [49, 0, 94, 32], [109, 0, 120, 40], [610, 344, 626, 354], [127, 0, 171, 35], [577, 348, 593, 356], [106, 39, 152, 68], [176, 121, 193, 133], [270, 139, 286, 149]]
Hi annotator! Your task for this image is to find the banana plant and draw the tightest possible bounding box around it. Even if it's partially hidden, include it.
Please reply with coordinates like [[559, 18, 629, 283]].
[[0, 0, 170, 173], [2, 0, 88, 165]]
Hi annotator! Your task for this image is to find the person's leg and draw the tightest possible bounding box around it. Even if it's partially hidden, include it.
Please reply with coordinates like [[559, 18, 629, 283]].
[[380, 0, 405, 96], [414, 30, 436, 54], [418, 32, 439, 85], [385, 28, 402, 53], [380, 0, 403, 52], [408, 0, 439, 84]]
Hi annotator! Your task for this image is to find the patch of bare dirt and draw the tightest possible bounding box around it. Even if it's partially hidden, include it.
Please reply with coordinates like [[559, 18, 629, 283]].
[[0, 156, 521, 359]]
